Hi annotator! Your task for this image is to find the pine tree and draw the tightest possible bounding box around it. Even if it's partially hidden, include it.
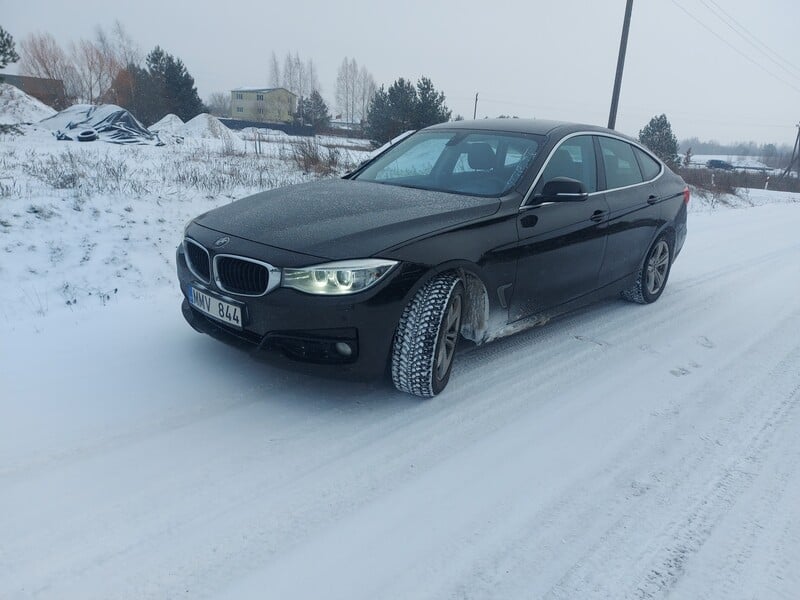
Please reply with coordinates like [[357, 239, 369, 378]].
[[365, 76, 451, 144], [120, 63, 163, 126], [0, 26, 20, 73], [413, 77, 451, 129], [639, 114, 679, 167], [137, 46, 204, 123], [364, 85, 394, 144], [301, 90, 330, 130], [0, 27, 20, 132]]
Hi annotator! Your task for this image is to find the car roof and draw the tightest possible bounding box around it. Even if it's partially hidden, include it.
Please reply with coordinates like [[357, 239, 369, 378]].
[[424, 118, 634, 141]]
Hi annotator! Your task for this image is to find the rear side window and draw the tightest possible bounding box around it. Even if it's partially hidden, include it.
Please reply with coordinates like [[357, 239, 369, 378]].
[[634, 147, 662, 181], [599, 137, 643, 189]]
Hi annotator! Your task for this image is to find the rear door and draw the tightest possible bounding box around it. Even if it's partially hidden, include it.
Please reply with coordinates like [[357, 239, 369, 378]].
[[596, 136, 662, 286]]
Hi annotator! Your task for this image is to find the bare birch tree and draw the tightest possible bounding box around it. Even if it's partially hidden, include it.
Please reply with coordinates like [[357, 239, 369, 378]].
[[335, 57, 357, 123], [269, 51, 281, 88], [70, 33, 127, 104], [357, 65, 376, 124], [336, 57, 375, 124], [206, 92, 231, 117]]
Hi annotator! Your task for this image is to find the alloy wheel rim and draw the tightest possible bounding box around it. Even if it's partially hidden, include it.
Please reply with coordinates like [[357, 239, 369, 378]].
[[435, 294, 462, 380], [646, 240, 670, 295]]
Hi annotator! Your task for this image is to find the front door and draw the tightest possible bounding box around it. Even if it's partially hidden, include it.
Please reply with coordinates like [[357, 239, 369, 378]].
[[509, 135, 608, 322]]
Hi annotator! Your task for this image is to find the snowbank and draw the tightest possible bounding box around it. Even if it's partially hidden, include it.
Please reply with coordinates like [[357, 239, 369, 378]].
[[178, 113, 247, 151], [148, 113, 184, 134], [0, 82, 57, 125], [179, 113, 234, 140]]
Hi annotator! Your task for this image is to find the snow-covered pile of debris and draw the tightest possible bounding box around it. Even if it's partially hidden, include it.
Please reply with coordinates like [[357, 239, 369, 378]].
[[0, 82, 57, 125], [38, 104, 161, 145]]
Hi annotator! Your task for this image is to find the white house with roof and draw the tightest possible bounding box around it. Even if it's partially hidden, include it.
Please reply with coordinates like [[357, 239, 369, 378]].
[[230, 87, 297, 123]]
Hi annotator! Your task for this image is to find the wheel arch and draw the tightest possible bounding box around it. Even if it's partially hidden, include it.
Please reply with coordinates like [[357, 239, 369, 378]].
[[643, 223, 676, 266], [401, 260, 492, 345]]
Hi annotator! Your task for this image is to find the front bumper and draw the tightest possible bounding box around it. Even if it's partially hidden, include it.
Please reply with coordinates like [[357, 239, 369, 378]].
[[176, 241, 423, 380]]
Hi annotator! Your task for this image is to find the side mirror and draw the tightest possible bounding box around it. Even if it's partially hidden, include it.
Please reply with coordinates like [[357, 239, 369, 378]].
[[540, 177, 589, 202]]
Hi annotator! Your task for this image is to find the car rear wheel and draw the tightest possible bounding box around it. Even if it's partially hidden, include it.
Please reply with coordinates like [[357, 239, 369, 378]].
[[622, 235, 672, 304], [391, 273, 464, 397]]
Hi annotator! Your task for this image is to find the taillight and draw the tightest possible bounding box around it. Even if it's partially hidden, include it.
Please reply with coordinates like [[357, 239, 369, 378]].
[[683, 186, 690, 204]]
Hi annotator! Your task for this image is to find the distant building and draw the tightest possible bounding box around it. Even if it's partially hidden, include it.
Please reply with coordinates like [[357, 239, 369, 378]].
[[2, 74, 67, 110], [230, 87, 297, 123]]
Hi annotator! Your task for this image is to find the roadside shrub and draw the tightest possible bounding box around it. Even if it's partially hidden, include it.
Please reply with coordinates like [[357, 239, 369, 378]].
[[677, 167, 800, 196], [291, 139, 341, 175], [23, 151, 81, 189]]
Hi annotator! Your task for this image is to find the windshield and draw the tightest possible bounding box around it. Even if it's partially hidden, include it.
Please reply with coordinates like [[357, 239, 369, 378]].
[[353, 130, 543, 197]]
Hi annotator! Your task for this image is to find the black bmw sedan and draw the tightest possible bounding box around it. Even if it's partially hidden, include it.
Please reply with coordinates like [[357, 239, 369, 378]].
[[177, 119, 688, 397]]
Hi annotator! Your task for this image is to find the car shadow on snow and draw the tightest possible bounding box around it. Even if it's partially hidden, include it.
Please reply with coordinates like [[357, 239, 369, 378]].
[[175, 296, 651, 411], [177, 330, 419, 410]]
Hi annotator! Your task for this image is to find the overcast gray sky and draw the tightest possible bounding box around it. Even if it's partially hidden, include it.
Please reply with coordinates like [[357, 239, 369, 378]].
[[4, 0, 800, 145]]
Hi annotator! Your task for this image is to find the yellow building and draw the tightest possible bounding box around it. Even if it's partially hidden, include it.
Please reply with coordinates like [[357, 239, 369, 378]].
[[230, 87, 297, 123]]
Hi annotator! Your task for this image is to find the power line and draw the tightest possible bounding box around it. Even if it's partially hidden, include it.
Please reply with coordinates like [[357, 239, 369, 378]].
[[698, 0, 800, 82], [670, 0, 800, 95], [468, 95, 791, 130]]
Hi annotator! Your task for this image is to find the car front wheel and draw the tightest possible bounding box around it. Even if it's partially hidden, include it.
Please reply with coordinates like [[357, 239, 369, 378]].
[[391, 273, 464, 397]]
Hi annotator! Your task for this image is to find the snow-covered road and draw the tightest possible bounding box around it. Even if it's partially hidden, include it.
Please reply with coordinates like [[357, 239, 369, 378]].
[[2, 203, 799, 599]]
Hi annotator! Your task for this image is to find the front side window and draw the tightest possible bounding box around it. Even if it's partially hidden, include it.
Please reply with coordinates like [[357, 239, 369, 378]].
[[599, 137, 643, 189], [536, 135, 597, 193], [354, 130, 542, 197]]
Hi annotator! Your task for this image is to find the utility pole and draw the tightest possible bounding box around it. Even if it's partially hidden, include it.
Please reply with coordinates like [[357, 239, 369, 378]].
[[779, 123, 800, 180], [473, 92, 479, 120], [608, 0, 634, 130]]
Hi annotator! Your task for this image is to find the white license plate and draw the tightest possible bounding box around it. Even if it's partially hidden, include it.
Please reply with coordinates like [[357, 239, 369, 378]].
[[189, 286, 243, 329]]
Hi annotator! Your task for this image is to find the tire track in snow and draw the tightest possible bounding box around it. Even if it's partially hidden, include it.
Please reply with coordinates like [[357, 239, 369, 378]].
[[671, 391, 800, 600], [539, 320, 800, 600], [633, 351, 800, 599]]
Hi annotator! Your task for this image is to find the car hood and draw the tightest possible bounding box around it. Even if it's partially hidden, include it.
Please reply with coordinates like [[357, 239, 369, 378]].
[[195, 179, 501, 260]]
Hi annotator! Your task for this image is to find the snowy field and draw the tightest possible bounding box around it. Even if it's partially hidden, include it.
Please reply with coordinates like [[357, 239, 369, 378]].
[[2, 106, 800, 598]]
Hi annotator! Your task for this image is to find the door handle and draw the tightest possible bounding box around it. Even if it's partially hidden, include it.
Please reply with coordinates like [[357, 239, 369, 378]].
[[647, 194, 659, 205], [590, 210, 607, 223]]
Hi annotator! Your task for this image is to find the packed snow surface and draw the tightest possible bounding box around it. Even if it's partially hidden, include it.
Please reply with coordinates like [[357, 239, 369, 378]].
[[0, 82, 57, 124], [1, 130, 799, 599]]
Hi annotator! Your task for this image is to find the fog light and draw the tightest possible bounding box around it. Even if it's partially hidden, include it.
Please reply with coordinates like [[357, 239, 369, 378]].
[[334, 342, 353, 357]]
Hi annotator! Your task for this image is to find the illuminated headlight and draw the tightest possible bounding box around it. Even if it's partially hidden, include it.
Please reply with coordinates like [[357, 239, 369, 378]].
[[282, 259, 398, 295]]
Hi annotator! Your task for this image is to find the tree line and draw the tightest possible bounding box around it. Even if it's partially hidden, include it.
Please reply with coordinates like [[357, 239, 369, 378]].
[[3, 23, 454, 142], [11, 23, 204, 125]]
